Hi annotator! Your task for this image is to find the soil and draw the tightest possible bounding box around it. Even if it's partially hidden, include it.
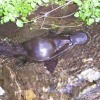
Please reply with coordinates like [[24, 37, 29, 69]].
[[0, 4, 100, 100]]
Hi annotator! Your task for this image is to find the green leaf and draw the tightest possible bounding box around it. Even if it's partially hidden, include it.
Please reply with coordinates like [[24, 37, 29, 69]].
[[37, 0, 43, 5], [74, 0, 79, 3], [42, 0, 49, 3], [10, 17, 15, 22], [87, 18, 94, 25], [95, 18, 100, 22], [78, 1, 82, 6], [83, 2, 89, 9], [1, 20, 4, 24], [74, 12, 79, 17], [0, 10, 3, 16], [31, 2, 37, 8], [74, 0, 82, 6], [3, 16, 10, 23], [8, 13, 15, 22], [16, 20, 23, 27]]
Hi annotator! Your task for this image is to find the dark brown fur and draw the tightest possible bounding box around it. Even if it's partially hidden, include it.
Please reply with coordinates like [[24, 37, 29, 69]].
[[0, 32, 88, 72]]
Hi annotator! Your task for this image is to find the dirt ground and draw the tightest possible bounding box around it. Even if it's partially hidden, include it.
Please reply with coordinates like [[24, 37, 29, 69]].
[[0, 4, 100, 100]]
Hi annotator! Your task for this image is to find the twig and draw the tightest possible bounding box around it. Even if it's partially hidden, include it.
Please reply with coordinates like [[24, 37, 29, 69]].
[[47, 12, 75, 19], [40, 17, 47, 29], [31, 0, 74, 21], [43, 22, 83, 28]]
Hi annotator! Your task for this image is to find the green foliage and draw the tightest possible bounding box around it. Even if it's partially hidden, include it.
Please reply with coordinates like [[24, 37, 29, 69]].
[[51, 0, 66, 5], [0, 0, 50, 27], [74, 0, 100, 25], [1, 0, 99, 27]]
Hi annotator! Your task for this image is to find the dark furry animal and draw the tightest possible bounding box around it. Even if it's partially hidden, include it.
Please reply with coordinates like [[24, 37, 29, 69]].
[[0, 32, 88, 73]]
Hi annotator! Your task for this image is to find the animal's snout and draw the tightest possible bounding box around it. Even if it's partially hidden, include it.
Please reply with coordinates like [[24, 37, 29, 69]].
[[70, 32, 88, 45]]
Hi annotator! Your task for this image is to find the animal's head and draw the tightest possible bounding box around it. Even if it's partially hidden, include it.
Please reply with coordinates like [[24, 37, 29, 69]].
[[70, 32, 88, 45]]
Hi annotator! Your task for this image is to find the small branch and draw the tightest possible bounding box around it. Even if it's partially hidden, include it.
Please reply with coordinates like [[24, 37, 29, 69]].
[[41, 22, 84, 30], [31, 0, 74, 21], [40, 17, 47, 29], [43, 0, 74, 17], [40, 12, 75, 29], [23, 0, 76, 32], [27, 0, 75, 29], [47, 12, 75, 19]]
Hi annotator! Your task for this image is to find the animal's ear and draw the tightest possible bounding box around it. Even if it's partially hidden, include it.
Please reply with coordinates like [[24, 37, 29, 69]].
[[44, 59, 58, 73]]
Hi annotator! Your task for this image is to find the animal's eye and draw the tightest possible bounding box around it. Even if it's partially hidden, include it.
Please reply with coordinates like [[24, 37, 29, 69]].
[[69, 42, 73, 46]]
